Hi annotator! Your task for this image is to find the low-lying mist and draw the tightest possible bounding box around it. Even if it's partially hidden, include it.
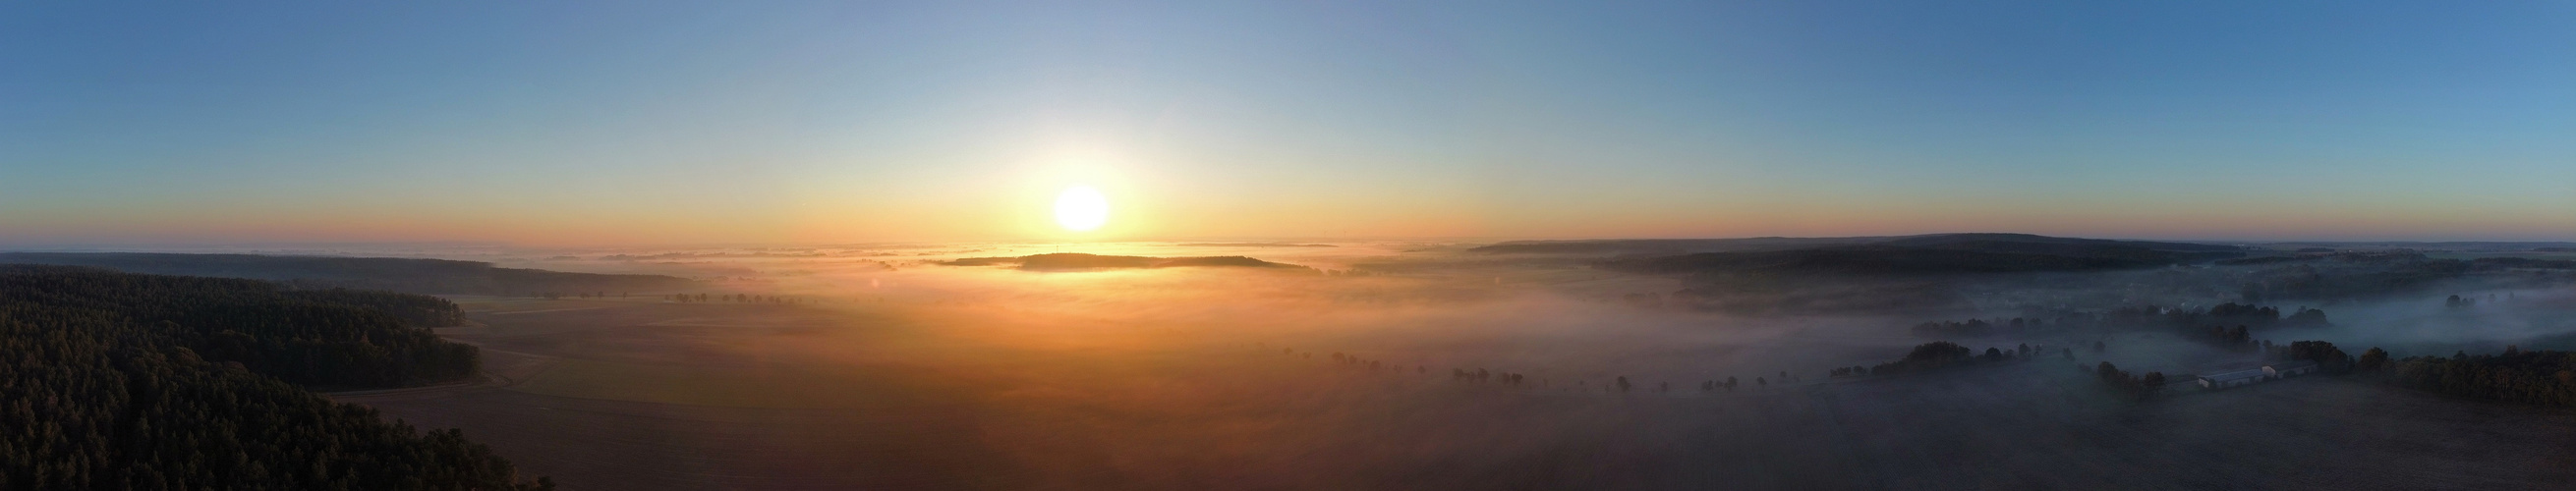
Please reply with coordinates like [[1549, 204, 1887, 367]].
[[452, 240, 2576, 390], [341, 240, 2576, 489]]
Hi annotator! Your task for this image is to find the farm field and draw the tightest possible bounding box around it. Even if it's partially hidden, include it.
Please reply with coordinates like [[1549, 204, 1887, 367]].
[[343, 297, 2576, 490]]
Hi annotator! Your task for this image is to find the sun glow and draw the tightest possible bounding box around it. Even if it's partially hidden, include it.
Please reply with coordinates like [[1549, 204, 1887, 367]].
[[1054, 186, 1110, 232]]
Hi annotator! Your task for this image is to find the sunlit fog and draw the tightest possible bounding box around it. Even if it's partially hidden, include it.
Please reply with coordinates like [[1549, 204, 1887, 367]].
[[8, 2, 2576, 490]]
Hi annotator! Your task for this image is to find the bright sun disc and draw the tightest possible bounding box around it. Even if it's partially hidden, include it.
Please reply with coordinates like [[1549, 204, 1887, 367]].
[[1054, 186, 1109, 232]]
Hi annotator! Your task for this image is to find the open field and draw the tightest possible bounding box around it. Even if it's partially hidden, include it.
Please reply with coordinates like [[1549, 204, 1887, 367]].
[[343, 294, 2576, 490]]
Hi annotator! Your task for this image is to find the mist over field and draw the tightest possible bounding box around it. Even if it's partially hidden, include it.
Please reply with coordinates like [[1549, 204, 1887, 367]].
[[271, 239, 2576, 489], [11, 236, 2576, 489]]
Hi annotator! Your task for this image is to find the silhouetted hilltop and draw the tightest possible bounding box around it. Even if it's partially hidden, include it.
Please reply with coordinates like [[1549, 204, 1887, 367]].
[[1017, 253, 1160, 269], [2218, 256, 2311, 266], [1469, 237, 1883, 255], [1472, 233, 2240, 258], [943, 253, 1312, 271], [1599, 234, 2246, 276], [1154, 255, 1305, 268], [0, 252, 695, 295], [2468, 257, 2576, 269], [1870, 233, 2242, 253]]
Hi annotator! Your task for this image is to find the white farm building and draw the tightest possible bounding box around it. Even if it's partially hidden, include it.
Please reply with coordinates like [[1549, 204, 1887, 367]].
[[2198, 368, 2267, 389]]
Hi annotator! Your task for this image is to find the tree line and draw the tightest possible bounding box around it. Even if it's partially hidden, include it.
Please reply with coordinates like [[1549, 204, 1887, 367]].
[[1911, 302, 2330, 339], [2358, 345, 2576, 408], [664, 293, 802, 304], [2089, 361, 2167, 401], [2, 265, 480, 389], [2127, 334, 2576, 409], [0, 265, 549, 490], [1263, 344, 1786, 396], [1854, 341, 2063, 377]]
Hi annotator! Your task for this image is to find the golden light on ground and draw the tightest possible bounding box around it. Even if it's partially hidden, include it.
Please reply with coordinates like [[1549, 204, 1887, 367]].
[[1054, 186, 1110, 232]]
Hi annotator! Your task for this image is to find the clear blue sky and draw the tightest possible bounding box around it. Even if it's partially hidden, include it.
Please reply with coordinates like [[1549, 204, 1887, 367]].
[[4, 1, 2571, 245]]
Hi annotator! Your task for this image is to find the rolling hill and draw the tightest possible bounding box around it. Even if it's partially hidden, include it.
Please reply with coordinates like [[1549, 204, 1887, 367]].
[[0, 252, 697, 295], [1597, 234, 2246, 277]]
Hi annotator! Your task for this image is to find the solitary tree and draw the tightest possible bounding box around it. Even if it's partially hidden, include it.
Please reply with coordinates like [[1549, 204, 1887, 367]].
[[2357, 348, 2390, 372], [1616, 376, 1632, 392]]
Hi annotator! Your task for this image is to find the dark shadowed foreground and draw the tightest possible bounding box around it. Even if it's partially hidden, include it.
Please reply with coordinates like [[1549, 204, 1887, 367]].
[[343, 298, 2576, 490]]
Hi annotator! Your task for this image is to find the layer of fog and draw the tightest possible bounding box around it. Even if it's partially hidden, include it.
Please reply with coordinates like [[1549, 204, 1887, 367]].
[[350, 242, 2576, 488], [357, 241, 2576, 383]]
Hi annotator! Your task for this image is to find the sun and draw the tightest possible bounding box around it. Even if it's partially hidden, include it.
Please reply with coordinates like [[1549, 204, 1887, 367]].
[[1054, 185, 1109, 232]]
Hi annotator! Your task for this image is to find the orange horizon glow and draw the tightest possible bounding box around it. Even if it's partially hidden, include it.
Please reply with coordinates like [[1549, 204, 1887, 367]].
[[2, 150, 2570, 246]]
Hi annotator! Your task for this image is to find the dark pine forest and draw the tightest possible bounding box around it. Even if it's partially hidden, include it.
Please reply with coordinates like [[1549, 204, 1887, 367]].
[[0, 265, 547, 490]]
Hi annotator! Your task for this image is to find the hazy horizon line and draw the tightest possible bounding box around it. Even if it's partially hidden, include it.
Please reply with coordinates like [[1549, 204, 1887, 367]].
[[6, 232, 2574, 253]]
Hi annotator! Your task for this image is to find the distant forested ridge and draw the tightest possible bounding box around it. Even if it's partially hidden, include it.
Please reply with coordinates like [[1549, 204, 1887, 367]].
[[0, 265, 549, 490], [2237, 253, 2576, 301], [1469, 237, 1884, 255], [1599, 234, 2246, 277], [0, 252, 695, 295]]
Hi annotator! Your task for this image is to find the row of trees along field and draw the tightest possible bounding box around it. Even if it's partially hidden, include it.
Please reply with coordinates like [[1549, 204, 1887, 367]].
[[0, 265, 549, 490], [2360, 345, 2576, 408], [1850, 341, 2071, 377], [1910, 302, 2330, 338], [666, 293, 801, 304], [2158, 325, 2576, 410], [1273, 345, 1796, 395], [2099, 337, 2576, 409], [2090, 362, 2167, 401]]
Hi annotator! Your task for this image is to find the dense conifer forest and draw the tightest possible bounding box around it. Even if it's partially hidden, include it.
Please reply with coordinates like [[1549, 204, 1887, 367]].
[[0, 265, 548, 490]]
